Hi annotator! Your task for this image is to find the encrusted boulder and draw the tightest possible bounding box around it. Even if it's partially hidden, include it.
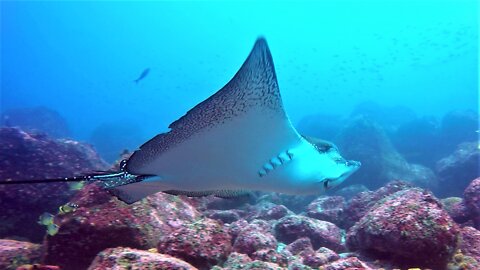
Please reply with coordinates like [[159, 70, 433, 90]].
[[274, 215, 345, 252], [233, 220, 277, 256], [0, 127, 108, 242], [464, 177, 480, 229], [87, 247, 197, 270], [0, 239, 43, 270], [157, 218, 232, 269], [44, 184, 200, 270], [346, 188, 459, 269], [306, 196, 345, 225]]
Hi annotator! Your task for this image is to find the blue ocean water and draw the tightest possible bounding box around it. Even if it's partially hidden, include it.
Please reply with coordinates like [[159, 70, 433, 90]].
[[1, 1, 477, 155]]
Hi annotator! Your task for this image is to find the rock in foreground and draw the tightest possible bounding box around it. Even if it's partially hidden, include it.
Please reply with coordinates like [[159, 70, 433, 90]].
[[347, 188, 458, 269]]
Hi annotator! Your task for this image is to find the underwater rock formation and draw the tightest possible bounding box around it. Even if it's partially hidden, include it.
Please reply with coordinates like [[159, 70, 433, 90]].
[[296, 113, 345, 141], [350, 101, 417, 132], [0, 239, 43, 270], [87, 247, 197, 270], [306, 196, 346, 225], [274, 215, 345, 252], [436, 142, 480, 197], [456, 226, 480, 266], [1, 107, 71, 139], [346, 188, 459, 269], [232, 220, 277, 256], [336, 116, 438, 190], [0, 127, 108, 242], [157, 218, 232, 269], [44, 184, 200, 270], [441, 197, 472, 225], [464, 177, 480, 229], [440, 110, 478, 153], [342, 181, 413, 228]]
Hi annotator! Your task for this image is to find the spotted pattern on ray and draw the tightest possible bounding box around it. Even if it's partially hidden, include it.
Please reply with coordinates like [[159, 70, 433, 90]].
[[126, 38, 287, 174]]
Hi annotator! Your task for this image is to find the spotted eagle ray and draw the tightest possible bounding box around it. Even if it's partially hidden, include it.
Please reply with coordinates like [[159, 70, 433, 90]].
[[2, 38, 360, 204]]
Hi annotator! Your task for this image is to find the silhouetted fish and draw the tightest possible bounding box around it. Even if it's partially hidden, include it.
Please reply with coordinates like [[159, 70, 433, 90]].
[[134, 68, 150, 84]]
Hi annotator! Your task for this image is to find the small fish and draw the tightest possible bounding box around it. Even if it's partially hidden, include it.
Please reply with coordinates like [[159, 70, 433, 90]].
[[58, 202, 79, 214], [134, 68, 150, 84], [47, 223, 59, 236], [68, 181, 85, 191], [38, 212, 54, 226]]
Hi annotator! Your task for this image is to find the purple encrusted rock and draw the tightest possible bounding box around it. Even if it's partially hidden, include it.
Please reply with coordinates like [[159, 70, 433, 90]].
[[301, 247, 339, 268], [0, 239, 43, 270], [342, 180, 414, 228], [274, 215, 345, 252], [204, 209, 241, 223], [346, 188, 459, 269], [0, 127, 109, 242], [87, 247, 198, 270], [458, 226, 480, 264], [233, 220, 277, 256], [307, 196, 346, 225], [441, 197, 472, 224], [250, 248, 292, 267], [245, 201, 291, 222], [286, 237, 314, 255], [44, 186, 200, 270], [320, 257, 372, 270], [227, 219, 249, 242], [216, 252, 286, 270], [157, 218, 232, 269], [464, 177, 480, 229]]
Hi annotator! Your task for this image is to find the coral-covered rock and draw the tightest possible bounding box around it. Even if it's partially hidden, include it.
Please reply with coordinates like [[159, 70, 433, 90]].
[[157, 218, 231, 269], [319, 257, 372, 270], [307, 196, 345, 225], [346, 188, 459, 269], [215, 252, 287, 270], [87, 247, 197, 270], [250, 248, 291, 267], [233, 220, 277, 256], [274, 215, 345, 252], [204, 209, 242, 223], [44, 185, 200, 270], [247, 201, 291, 221], [436, 143, 480, 197], [464, 178, 480, 229], [441, 197, 472, 224], [301, 247, 339, 268], [286, 237, 314, 255], [227, 219, 249, 242], [0, 127, 108, 242], [342, 181, 413, 228], [0, 239, 43, 270], [1, 107, 71, 138], [457, 226, 480, 265]]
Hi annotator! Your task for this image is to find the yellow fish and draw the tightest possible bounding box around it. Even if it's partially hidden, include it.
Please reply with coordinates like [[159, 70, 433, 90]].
[[37, 212, 54, 226], [47, 223, 59, 236], [58, 202, 79, 214]]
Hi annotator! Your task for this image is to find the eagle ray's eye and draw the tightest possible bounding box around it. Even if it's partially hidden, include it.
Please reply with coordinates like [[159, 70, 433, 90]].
[[324, 180, 330, 190]]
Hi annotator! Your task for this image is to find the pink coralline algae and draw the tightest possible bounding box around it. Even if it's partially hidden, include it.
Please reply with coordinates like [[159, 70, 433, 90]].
[[232, 220, 277, 256], [0, 239, 43, 270], [87, 247, 198, 270], [457, 226, 480, 265], [274, 215, 345, 252], [464, 177, 480, 229], [157, 218, 232, 269], [0, 127, 109, 242], [44, 184, 200, 270], [346, 188, 459, 269], [342, 180, 414, 228]]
